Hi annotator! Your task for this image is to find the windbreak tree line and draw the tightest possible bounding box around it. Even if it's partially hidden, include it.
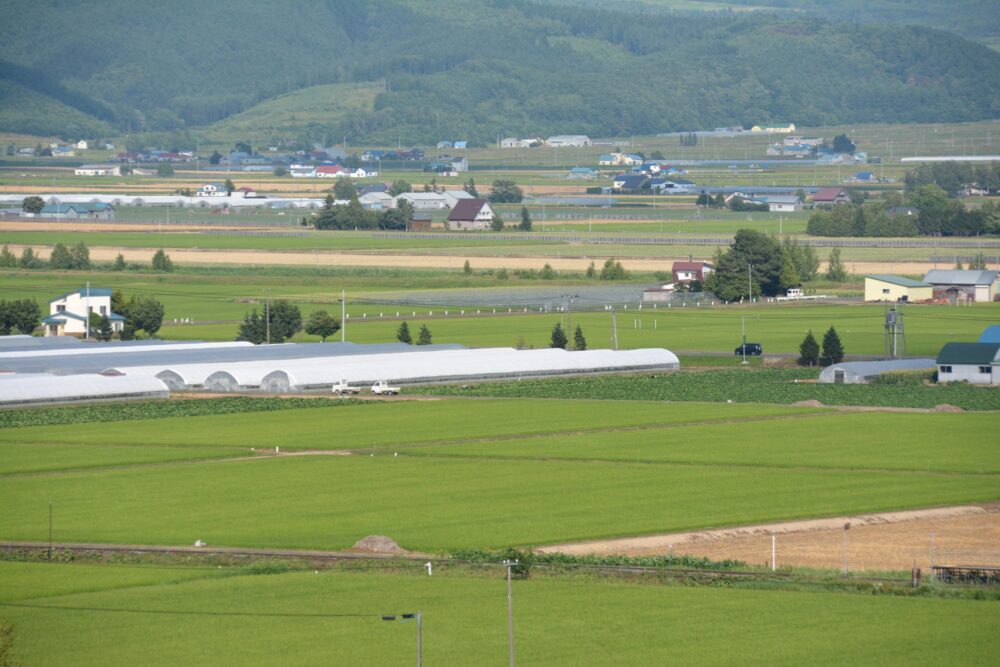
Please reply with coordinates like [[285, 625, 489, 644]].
[[705, 230, 818, 302]]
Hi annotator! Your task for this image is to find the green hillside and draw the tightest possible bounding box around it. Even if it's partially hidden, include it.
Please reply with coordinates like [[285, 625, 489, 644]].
[[0, 80, 113, 139], [0, 0, 997, 142]]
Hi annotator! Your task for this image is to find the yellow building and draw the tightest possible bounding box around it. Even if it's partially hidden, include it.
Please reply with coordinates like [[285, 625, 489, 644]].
[[864, 275, 933, 302]]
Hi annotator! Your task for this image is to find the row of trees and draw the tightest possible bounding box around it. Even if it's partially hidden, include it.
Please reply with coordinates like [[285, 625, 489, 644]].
[[807, 186, 1000, 238], [312, 196, 412, 231], [0, 244, 175, 273], [905, 161, 1000, 197], [550, 322, 586, 350], [798, 327, 844, 366], [0, 299, 41, 335], [237, 301, 345, 344], [395, 321, 432, 345]]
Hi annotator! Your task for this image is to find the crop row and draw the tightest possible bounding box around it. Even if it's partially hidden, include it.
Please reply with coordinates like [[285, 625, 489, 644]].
[[0, 396, 358, 429], [411, 369, 1000, 411]]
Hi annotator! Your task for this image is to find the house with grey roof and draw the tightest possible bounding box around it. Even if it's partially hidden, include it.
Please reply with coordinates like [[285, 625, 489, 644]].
[[936, 342, 1000, 385], [923, 269, 1000, 303]]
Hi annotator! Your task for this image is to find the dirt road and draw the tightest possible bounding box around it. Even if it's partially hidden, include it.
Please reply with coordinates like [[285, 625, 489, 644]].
[[538, 504, 1000, 572]]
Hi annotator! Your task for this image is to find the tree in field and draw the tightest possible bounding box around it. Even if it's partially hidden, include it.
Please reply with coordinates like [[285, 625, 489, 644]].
[[69, 242, 90, 270], [273, 165, 288, 177], [825, 247, 848, 282], [821, 326, 845, 365], [417, 324, 432, 345], [573, 325, 587, 351], [96, 315, 114, 341], [156, 162, 174, 177], [389, 179, 411, 196], [463, 177, 478, 198], [585, 261, 596, 278], [112, 253, 126, 271], [333, 178, 356, 200], [209, 150, 222, 165], [0, 299, 41, 335], [550, 322, 568, 349], [832, 134, 855, 153], [488, 179, 523, 203], [236, 309, 266, 344], [21, 196, 44, 214], [121, 296, 165, 337], [599, 258, 628, 280], [152, 249, 174, 272], [798, 330, 819, 366], [304, 310, 340, 342], [778, 248, 800, 291], [267, 300, 302, 342], [49, 242, 73, 269], [224, 178, 235, 195], [19, 248, 42, 269], [519, 206, 532, 231], [463, 260, 472, 275], [703, 229, 782, 302], [0, 246, 16, 268], [396, 321, 412, 344], [491, 213, 505, 232]]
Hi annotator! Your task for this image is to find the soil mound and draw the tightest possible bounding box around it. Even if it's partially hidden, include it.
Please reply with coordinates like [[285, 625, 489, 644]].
[[793, 399, 825, 407], [933, 404, 964, 413], [351, 535, 407, 554]]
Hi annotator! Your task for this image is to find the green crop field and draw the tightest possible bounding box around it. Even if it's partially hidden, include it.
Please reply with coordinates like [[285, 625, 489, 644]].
[[2, 400, 997, 552], [3, 563, 997, 666]]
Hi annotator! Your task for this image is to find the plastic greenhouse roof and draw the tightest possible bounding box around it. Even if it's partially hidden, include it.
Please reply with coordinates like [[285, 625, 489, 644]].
[[0, 373, 169, 406], [818, 358, 935, 382]]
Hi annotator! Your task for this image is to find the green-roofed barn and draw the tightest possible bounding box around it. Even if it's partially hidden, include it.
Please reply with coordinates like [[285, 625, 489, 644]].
[[936, 342, 1000, 385], [864, 275, 933, 302]]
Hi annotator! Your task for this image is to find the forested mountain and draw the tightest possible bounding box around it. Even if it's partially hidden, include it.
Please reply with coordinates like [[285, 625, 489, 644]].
[[0, 0, 998, 144]]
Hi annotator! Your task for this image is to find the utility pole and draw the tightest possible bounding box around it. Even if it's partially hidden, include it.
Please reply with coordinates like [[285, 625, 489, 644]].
[[741, 316, 747, 365], [264, 289, 270, 345], [610, 307, 618, 350], [747, 263, 752, 304], [341, 288, 346, 342], [503, 560, 517, 667], [84, 282, 90, 340]]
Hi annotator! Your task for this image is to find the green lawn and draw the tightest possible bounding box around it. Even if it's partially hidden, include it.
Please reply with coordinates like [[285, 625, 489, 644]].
[[2, 563, 998, 666]]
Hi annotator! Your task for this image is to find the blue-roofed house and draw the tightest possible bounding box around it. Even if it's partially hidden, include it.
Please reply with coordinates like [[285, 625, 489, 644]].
[[43, 286, 125, 337], [40, 203, 115, 220], [567, 167, 598, 180], [598, 154, 616, 166], [852, 171, 877, 183]]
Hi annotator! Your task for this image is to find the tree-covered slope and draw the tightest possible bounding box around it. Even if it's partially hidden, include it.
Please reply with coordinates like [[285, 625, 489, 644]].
[[0, 0, 997, 143]]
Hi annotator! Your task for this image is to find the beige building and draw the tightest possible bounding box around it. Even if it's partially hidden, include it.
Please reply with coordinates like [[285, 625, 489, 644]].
[[864, 275, 933, 302]]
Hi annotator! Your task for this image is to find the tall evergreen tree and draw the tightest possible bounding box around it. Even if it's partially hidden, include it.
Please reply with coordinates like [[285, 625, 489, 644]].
[[417, 324, 432, 345], [396, 321, 412, 344], [550, 322, 568, 349], [519, 206, 532, 231], [821, 326, 845, 365], [573, 325, 587, 351], [799, 330, 819, 366]]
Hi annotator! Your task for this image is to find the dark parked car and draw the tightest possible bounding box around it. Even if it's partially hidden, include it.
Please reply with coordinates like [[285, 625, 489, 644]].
[[734, 343, 763, 356]]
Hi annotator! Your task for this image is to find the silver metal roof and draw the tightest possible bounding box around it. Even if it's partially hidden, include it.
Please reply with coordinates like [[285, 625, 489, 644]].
[[819, 359, 935, 383], [923, 270, 999, 286]]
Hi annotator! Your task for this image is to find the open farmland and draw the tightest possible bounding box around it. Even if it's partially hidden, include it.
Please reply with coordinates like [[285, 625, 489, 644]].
[[1, 399, 997, 553], [3, 562, 998, 666]]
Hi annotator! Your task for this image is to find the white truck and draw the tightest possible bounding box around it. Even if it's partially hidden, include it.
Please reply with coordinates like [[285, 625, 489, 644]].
[[331, 380, 360, 395], [370, 380, 400, 395]]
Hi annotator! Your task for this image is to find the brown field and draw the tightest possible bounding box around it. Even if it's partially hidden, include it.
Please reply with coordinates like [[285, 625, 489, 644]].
[[539, 504, 1000, 572]]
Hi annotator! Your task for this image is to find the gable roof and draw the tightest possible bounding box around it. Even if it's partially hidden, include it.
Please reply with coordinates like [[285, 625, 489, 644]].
[[448, 198, 490, 221], [923, 270, 999, 286], [672, 261, 712, 272], [49, 287, 114, 303], [979, 325, 1000, 344], [813, 187, 847, 201], [936, 342, 1000, 365], [866, 274, 931, 288], [615, 174, 648, 189]]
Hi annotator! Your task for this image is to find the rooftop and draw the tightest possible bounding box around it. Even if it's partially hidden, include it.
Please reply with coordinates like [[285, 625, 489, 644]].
[[936, 342, 1000, 365], [866, 275, 931, 288], [923, 270, 999, 286]]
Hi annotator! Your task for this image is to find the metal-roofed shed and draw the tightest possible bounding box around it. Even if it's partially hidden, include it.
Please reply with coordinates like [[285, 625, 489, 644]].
[[864, 275, 932, 302], [819, 358, 936, 384]]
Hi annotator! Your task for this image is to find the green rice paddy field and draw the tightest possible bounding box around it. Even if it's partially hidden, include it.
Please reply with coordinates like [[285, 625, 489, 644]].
[[2, 272, 997, 354], [1, 562, 997, 666], [2, 400, 997, 552]]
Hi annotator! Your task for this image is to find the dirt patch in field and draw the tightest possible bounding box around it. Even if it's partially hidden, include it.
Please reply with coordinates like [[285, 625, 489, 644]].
[[538, 505, 1000, 571], [351, 535, 408, 555]]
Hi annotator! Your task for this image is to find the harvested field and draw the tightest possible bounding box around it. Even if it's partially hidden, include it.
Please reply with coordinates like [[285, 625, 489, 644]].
[[539, 504, 1000, 572]]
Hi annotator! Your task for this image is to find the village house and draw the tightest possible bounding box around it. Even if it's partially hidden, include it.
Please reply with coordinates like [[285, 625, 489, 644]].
[[756, 195, 803, 212], [74, 164, 121, 177], [396, 192, 449, 210], [936, 342, 1000, 385], [315, 165, 346, 178], [446, 199, 495, 231], [812, 187, 850, 206], [196, 183, 229, 197], [42, 286, 125, 337], [39, 203, 116, 220], [672, 260, 714, 285]]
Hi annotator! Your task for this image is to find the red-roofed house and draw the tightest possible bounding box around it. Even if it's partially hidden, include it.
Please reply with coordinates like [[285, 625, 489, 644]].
[[672, 261, 714, 284], [315, 165, 346, 178], [812, 187, 849, 205], [446, 199, 495, 231]]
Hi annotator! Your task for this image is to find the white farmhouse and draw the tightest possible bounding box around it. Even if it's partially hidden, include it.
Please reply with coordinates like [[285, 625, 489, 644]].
[[74, 163, 121, 177], [197, 182, 229, 197], [42, 286, 125, 337]]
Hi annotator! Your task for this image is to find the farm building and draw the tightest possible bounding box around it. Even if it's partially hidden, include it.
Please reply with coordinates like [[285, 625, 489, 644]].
[[446, 199, 495, 231], [39, 203, 115, 220], [0, 373, 169, 408], [864, 275, 933, 302], [407, 212, 432, 231], [672, 261, 714, 284], [812, 187, 850, 205], [936, 342, 1000, 385], [756, 195, 803, 212], [923, 270, 999, 303], [105, 347, 680, 392], [74, 164, 121, 176], [546, 135, 592, 147], [818, 359, 936, 384]]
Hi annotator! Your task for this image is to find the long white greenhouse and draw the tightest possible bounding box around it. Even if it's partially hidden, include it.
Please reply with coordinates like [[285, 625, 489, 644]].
[[0, 373, 170, 408], [107, 347, 680, 392]]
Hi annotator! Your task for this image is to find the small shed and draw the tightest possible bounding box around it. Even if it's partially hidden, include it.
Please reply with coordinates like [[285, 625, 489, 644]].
[[864, 275, 932, 302], [936, 342, 1000, 385], [819, 359, 935, 384]]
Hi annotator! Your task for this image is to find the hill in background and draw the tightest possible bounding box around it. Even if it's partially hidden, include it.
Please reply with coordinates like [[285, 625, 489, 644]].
[[0, 0, 998, 144]]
